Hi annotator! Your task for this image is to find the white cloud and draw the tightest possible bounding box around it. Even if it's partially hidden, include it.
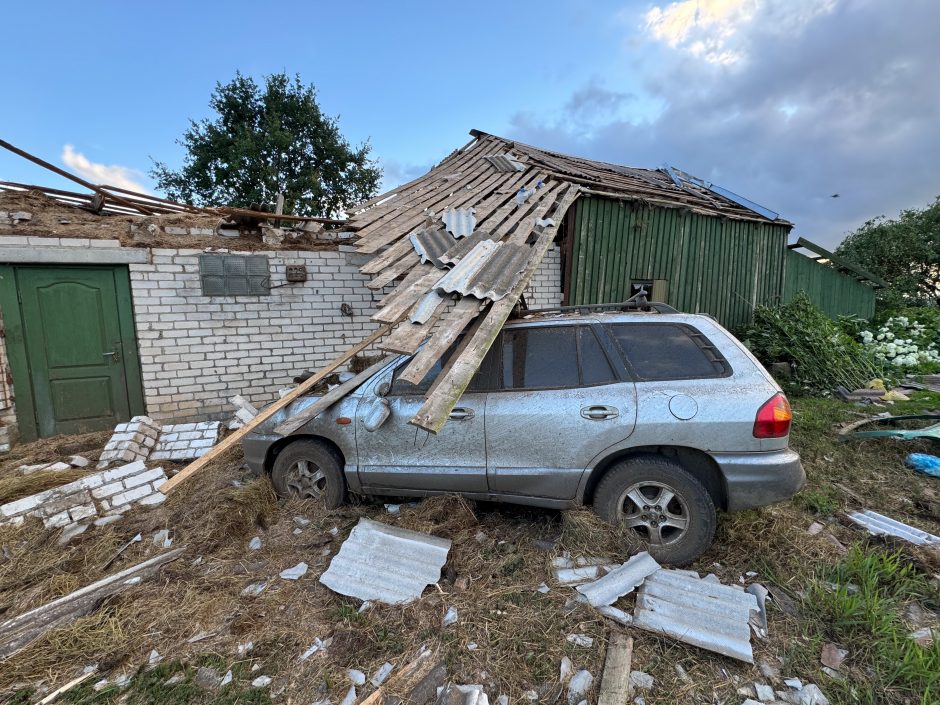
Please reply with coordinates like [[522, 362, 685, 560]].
[[643, 0, 836, 65], [61, 144, 150, 194], [511, 0, 940, 248]]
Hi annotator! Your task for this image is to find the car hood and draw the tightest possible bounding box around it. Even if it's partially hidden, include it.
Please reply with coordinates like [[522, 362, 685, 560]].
[[252, 395, 323, 435]]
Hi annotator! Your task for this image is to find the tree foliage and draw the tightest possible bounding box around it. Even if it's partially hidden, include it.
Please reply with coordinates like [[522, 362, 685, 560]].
[[151, 72, 381, 218], [836, 197, 940, 308]]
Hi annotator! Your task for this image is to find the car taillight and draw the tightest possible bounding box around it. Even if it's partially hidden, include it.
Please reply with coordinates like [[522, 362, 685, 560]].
[[753, 393, 792, 438]]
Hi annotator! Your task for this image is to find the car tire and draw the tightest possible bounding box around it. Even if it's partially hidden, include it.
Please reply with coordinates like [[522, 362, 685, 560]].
[[594, 455, 716, 566], [271, 440, 346, 509]]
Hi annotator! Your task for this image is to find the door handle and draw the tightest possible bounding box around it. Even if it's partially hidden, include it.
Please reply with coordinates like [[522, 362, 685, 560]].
[[449, 407, 475, 420], [581, 405, 619, 420]]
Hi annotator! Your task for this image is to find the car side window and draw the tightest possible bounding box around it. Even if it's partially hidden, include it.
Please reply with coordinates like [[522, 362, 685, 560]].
[[579, 327, 617, 385], [500, 326, 586, 390], [606, 322, 731, 381], [390, 338, 496, 395]]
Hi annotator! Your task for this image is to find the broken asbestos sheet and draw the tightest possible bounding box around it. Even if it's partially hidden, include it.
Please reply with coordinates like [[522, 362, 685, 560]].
[[632, 569, 759, 662], [320, 518, 451, 604], [576, 551, 660, 607]]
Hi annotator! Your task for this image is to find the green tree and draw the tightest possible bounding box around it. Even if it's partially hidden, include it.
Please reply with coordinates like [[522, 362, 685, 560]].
[[836, 197, 940, 308], [151, 72, 381, 218]]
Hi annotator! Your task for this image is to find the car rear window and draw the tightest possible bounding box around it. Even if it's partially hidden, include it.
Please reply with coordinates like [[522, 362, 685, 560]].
[[606, 322, 731, 381]]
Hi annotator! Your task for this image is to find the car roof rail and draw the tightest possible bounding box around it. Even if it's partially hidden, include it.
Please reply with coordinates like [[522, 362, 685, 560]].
[[517, 289, 680, 317]]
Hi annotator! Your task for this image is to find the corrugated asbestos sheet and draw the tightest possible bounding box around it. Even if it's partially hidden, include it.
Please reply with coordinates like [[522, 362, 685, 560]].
[[848, 510, 940, 547], [632, 569, 759, 662], [319, 518, 452, 604], [434, 240, 530, 301], [484, 153, 525, 172], [340, 129, 787, 432], [576, 551, 660, 607], [441, 207, 476, 238], [410, 227, 457, 268]]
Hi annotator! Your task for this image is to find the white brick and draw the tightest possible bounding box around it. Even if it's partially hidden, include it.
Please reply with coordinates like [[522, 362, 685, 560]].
[[138, 492, 167, 506], [69, 503, 98, 521], [123, 468, 167, 489], [92, 481, 125, 499], [43, 510, 72, 528], [109, 484, 151, 507], [103, 460, 148, 482]]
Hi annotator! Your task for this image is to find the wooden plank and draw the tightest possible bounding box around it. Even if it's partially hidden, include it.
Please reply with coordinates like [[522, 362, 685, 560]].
[[361, 236, 419, 276], [398, 297, 481, 384], [0, 548, 186, 660], [382, 298, 449, 355], [159, 325, 393, 493], [273, 356, 391, 436], [374, 261, 433, 308], [38, 672, 96, 704], [597, 633, 634, 705], [367, 251, 419, 290], [476, 173, 549, 236], [355, 646, 443, 705], [423, 308, 487, 400], [373, 266, 443, 324], [410, 186, 581, 433], [493, 181, 563, 241]]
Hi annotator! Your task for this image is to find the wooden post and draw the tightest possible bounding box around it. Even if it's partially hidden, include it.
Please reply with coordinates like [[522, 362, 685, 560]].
[[598, 633, 634, 705], [159, 325, 392, 493]]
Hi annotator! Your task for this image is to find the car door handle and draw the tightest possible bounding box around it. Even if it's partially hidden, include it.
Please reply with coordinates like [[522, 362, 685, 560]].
[[581, 405, 619, 420], [449, 407, 475, 420]]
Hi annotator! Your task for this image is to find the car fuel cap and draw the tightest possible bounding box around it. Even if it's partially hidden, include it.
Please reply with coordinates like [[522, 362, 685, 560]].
[[668, 394, 698, 420]]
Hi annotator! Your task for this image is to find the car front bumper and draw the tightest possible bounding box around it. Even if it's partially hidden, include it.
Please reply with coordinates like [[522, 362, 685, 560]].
[[713, 448, 806, 511]]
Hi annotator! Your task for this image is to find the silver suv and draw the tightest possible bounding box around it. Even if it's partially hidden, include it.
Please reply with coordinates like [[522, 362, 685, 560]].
[[243, 305, 805, 564]]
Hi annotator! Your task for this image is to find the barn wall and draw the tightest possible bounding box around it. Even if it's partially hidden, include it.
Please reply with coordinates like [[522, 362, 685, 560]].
[[782, 249, 876, 319]]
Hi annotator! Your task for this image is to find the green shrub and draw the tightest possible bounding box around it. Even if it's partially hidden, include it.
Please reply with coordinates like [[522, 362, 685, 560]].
[[740, 293, 883, 395]]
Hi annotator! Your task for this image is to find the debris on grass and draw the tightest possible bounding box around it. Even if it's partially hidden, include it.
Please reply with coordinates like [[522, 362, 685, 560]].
[[443, 606, 458, 627], [370, 661, 394, 687], [567, 670, 593, 705], [906, 452, 940, 477], [251, 675, 272, 688], [279, 561, 308, 580], [248, 536, 261, 551], [820, 643, 848, 670], [566, 633, 594, 647], [347, 668, 366, 685], [319, 517, 451, 604], [629, 671, 654, 691], [847, 509, 940, 547]]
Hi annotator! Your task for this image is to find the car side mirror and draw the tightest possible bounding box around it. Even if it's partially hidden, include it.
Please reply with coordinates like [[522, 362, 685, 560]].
[[362, 397, 391, 432]]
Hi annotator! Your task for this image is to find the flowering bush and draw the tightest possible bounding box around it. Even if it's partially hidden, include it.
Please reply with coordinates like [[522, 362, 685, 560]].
[[859, 315, 940, 371]]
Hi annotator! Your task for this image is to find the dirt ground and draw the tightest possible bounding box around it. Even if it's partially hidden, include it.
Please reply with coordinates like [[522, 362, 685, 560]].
[[0, 394, 939, 704]]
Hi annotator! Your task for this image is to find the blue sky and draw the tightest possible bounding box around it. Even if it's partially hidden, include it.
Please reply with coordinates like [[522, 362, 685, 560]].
[[2, 0, 938, 246]]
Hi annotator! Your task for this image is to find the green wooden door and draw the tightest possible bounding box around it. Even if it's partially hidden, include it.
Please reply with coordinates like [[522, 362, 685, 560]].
[[5, 265, 145, 438]]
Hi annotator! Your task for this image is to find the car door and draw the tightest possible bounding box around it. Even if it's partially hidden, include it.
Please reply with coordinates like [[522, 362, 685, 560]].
[[354, 344, 494, 494], [484, 322, 638, 500]]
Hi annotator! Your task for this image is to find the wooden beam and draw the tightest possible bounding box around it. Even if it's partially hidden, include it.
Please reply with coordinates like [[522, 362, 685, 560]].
[[597, 633, 634, 705], [38, 671, 96, 704], [355, 646, 444, 705], [410, 186, 580, 433], [274, 356, 391, 436], [159, 325, 392, 493], [373, 266, 443, 324], [398, 297, 481, 384], [792, 237, 888, 288], [0, 548, 185, 660]]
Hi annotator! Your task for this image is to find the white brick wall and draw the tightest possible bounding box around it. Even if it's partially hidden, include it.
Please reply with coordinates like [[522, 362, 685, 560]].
[[130, 247, 391, 422], [524, 246, 563, 309]]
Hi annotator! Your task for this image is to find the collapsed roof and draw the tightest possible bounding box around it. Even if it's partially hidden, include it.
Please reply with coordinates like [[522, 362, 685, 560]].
[[347, 130, 785, 433]]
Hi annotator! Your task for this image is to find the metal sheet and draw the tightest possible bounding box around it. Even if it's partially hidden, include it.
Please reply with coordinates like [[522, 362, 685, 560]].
[[319, 518, 451, 604], [576, 552, 660, 607], [410, 227, 457, 268], [441, 207, 476, 238], [484, 154, 525, 172], [847, 510, 940, 547], [632, 569, 758, 663], [434, 240, 531, 301]]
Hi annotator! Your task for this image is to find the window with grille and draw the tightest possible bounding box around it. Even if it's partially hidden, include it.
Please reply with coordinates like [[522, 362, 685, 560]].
[[199, 254, 270, 296]]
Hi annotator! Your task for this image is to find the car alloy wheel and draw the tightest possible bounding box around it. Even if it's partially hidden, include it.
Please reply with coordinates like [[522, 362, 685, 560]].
[[617, 480, 690, 546], [284, 458, 328, 500]]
